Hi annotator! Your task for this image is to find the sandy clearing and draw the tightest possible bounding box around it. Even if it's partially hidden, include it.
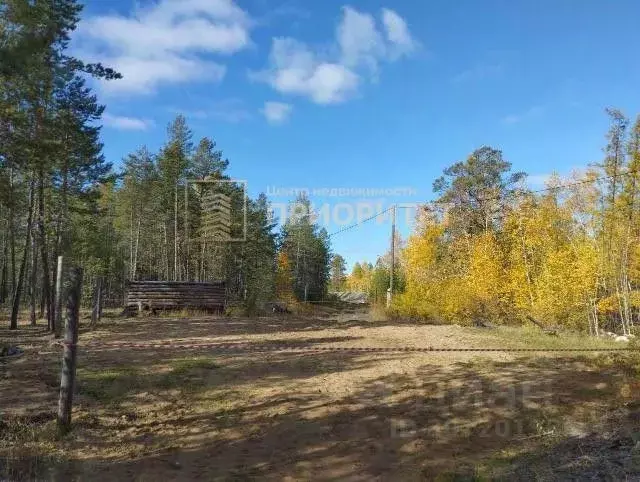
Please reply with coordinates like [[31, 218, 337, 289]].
[[1, 307, 638, 480]]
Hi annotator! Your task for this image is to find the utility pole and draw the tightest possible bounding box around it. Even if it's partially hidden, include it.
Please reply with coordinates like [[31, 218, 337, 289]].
[[387, 204, 396, 308]]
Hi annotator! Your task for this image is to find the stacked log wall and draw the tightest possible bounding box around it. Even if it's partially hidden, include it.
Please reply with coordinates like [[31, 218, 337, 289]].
[[126, 281, 226, 313]]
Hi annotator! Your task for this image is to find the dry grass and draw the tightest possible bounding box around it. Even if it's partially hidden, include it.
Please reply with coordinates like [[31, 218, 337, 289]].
[[1, 305, 640, 480]]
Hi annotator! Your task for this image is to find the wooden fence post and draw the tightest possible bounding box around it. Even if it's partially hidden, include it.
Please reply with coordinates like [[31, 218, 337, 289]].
[[57, 266, 83, 435], [54, 256, 64, 339]]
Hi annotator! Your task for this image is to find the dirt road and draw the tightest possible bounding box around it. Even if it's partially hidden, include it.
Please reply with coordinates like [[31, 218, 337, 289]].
[[1, 306, 639, 480]]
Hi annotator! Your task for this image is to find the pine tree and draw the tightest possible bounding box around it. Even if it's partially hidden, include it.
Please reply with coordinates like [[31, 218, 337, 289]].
[[0, 0, 119, 329], [157, 115, 193, 281], [191, 137, 229, 180], [329, 254, 347, 291], [433, 146, 525, 235], [280, 194, 331, 301]]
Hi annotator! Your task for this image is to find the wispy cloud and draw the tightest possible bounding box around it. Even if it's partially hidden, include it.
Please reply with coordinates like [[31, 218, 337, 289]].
[[453, 63, 504, 84], [502, 105, 545, 125], [255, 2, 311, 26], [261, 101, 293, 124], [102, 113, 152, 131], [76, 0, 251, 95], [210, 99, 253, 123], [381, 9, 417, 58], [252, 6, 417, 105], [168, 108, 210, 120], [169, 99, 252, 123]]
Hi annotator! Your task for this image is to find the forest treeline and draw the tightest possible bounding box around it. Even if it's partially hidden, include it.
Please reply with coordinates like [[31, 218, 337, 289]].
[[0, 0, 331, 331], [3, 1, 640, 336], [349, 110, 640, 334]]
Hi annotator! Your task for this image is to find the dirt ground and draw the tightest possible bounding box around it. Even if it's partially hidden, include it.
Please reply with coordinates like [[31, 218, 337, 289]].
[[2, 305, 640, 481]]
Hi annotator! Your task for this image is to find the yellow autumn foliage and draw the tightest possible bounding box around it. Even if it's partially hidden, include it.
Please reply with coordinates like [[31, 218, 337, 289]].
[[396, 195, 603, 330]]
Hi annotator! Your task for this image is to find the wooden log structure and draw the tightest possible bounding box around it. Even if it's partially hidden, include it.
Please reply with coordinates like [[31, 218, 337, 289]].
[[125, 280, 226, 314]]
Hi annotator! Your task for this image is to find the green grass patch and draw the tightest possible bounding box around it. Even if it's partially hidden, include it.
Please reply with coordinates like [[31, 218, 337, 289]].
[[77, 357, 219, 403], [157, 357, 219, 392], [487, 325, 624, 350], [156, 309, 218, 319], [77, 366, 142, 403]]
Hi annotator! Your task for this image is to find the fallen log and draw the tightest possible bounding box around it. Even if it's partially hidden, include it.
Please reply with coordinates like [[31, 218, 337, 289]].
[[526, 315, 559, 336]]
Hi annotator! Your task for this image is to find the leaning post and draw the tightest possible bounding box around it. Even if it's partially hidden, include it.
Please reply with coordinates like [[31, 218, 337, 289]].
[[57, 266, 83, 435]]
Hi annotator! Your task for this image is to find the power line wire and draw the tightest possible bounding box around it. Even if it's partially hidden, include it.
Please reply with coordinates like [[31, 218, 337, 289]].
[[328, 167, 640, 237], [426, 166, 640, 208], [328, 206, 393, 237]]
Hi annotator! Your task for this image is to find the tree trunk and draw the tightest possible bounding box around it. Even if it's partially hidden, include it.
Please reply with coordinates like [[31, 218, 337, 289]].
[[129, 207, 134, 280], [163, 221, 169, 280], [29, 221, 38, 325], [174, 183, 179, 281], [10, 178, 36, 330], [0, 224, 8, 304], [54, 256, 64, 338], [200, 236, 206, 282], [57, 266, 83, 435], [52, 159, 69, 300], [37, 171, 52, 330], [8, 167, 17, 301], [184, 183, 189, 281], [91, 277, 103, 329], [132, 217, 140, 280], [39, 285, 45, 319]]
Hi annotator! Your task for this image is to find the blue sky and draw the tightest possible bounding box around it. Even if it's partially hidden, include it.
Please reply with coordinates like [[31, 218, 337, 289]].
[[74, 0, 640, 267]]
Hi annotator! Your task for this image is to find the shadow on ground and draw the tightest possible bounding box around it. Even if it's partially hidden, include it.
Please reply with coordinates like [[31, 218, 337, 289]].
[[3, 344, 640, 481], [71, 305, 413, 342]]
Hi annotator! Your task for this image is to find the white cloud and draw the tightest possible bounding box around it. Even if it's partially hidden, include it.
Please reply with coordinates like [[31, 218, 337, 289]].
[[76, 0, 250, 95], [100, 55, 226, 95], [261, 101, 293, 124], [338, 7, 385, 71], [137, 0, 248, 25], [102, 113, 152, 131], [255, 38, 359, 104], [381, 8, 416, 56], [254, 6, 416, 105]]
